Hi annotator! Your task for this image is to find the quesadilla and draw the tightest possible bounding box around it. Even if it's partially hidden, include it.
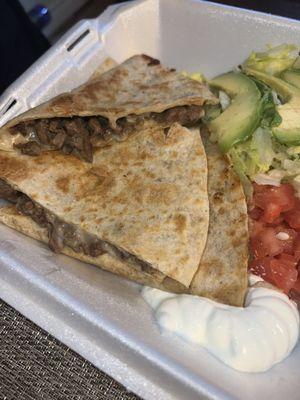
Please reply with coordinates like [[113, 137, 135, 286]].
[[0, 55, 217, 161], [190, 131, 248, 306], [0, 123, 209, 290]]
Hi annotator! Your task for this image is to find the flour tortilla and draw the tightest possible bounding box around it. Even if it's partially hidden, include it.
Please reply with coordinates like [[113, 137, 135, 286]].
[[87, 58, 118, 82], [190, 133, 248, 306], [0, 55, 217, 151], [0, 128, 249, 305], [0, 205, 188, 292], [0, 123, 209, 289]]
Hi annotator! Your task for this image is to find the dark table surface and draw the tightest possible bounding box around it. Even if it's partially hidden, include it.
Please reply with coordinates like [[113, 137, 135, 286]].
[[1, 1, 300, 399], [0, 299, 139, 400]]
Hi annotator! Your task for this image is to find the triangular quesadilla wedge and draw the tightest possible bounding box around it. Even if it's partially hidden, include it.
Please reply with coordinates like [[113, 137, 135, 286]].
[[0, 55, 217, 161], [190, 132, 248, 306], [87, 57, 118, 82], [0, 123, 209, 290], [0, 125, 249, 305], [0, 205, 188, 293]]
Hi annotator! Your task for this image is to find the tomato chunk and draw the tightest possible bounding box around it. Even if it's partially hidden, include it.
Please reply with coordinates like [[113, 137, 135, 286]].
[[274, 226, 297, 254], [253, 184, 296, 223], [284, 209, 300, 230], [254, 183, 296, 211], [249, 257, 275, 284], [262, 203, 281, 223], [251, 227, 284, 258], [249, 183, 300, 295], [266, 214, 284, 226], [249, 206, 263, 220], [250, 220, 265, 237], [276, 253, 298, 269], [270, 258, 298, 293]]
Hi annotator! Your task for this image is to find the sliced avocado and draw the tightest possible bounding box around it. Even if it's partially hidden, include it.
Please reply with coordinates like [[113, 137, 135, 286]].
[[244, 67, 300, 145], [281, 69, 300, 89], [208, 72, 261, 153]]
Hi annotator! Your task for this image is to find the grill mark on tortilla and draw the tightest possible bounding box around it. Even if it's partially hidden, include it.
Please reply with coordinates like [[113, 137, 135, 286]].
[[173, 214, 187, 234], [56, 176, 70, 194], [0, 155, 30, 182]]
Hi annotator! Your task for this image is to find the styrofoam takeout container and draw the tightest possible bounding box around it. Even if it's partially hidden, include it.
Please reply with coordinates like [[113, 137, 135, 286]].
[[0, 1, 300, 399]]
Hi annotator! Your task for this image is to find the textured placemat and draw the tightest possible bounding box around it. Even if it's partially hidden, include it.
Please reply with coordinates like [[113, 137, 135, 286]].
[[0, 299, 141, 400]]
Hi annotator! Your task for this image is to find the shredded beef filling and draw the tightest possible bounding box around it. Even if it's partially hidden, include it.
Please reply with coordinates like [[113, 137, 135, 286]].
[[0, 179, 156, 275], [10, 105, 203, 162]]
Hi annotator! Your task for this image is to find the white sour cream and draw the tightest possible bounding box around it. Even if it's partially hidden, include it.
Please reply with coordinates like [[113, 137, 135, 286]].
[[142, 279, 299, 373]]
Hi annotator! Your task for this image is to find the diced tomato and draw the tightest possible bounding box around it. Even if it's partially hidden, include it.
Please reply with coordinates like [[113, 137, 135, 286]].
[[250, 256, 298, 292], [262, 203, 282, 223], [249, 257, 275, 284], [253, 184, 296, 223], [248, 206, 263, 220], [274, 226, 297, 254], [249, 183, 300, 295], [250, 220, 265, 237], [284, 209, 300, 230], [266, 214, 284, 226], [270, 258, 298, 293], [294, 197, 300, 209], [251, 227, 284, 258], [253, 183, 296, 211], [276, 253, 298, 269]]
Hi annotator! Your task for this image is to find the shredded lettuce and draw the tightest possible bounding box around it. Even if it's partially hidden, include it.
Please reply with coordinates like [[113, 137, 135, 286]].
[[258, 82, 282, 128], [242, 44, 297, 76], [287, 146, 300, 156], [228, 128, 300, 189], [228, 128, 275, 179]]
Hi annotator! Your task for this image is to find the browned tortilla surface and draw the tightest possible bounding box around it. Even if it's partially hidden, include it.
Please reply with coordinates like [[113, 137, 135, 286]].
[[190, 134, 248, 306], [0, 129, 249, 305], [0, 205, 189, 292], [0, 124, 209, 288], [0, 54, 217, 151]]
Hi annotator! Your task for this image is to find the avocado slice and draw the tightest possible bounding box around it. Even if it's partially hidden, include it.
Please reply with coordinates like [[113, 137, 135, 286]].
[[208, 72, 261, 153], [244, 67, 300, 145]]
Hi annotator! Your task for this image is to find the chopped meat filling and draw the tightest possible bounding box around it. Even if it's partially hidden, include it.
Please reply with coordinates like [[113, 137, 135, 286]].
[[0, 179, 157, 275], [10, 105, 203, 162]]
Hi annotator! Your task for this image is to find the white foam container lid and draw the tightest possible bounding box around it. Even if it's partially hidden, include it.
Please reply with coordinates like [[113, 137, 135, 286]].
[[0, 1, 300, 399]]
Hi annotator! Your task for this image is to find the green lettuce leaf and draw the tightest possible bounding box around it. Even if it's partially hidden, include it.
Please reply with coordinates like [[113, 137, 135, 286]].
[[228, 128, 275, 179], [242, 44, 297, 76], [258, 82, 282, 128]]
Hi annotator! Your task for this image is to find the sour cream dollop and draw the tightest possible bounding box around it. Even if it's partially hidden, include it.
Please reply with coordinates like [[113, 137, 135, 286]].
[[142, 279, 299, 372]]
